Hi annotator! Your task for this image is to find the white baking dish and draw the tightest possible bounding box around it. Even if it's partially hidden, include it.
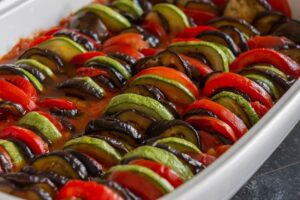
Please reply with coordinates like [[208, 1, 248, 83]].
[[0, 0, 299, 199]]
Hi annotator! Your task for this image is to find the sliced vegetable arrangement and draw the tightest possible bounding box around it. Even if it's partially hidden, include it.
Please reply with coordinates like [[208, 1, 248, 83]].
[[0, 0, 299, 199]]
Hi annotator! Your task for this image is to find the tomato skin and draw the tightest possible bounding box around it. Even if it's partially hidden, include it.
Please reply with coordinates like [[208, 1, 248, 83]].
[[71, 52, 106, 66], [76, 67, 109, 77], [212, 0, 227, 7], [267, 0, 292, 18], [186, 116, 237, 143], [180, 54, 213, 76], [207, 145, 231, 157], [229, 48, 300, 79], [0, 126, 49, 154], [133, 66, 200, 99], [172, 38, 201, 43], [203, 72, 273, 109], [182, 9, 217, 25], [4, 75, 37, 101], [142, 21, 167, 38], [247, 36, 293, 49], [188, 152, 216, 166], [29, 35, 53, 48], [177, 26, 217, 38], [184, 99, 248, 138], [103, 44, 144, 60], [141, 48, 162, 57], [108, 170, 165, 200], [130, 159, 184, 188], [250, 101, 268, 118], [37, 98, 77, 110], [103, 33, 149, 51], [55, 180, 122, 200], [0, 80, 36, 111]]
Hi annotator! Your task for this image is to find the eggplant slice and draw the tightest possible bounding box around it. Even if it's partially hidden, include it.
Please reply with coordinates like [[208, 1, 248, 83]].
[[0, 101, 26, 117], [272, 20, 300, 44], [146, 120, 201, 148], [219, 25, 249, 52], [275, 44, 300, 65]]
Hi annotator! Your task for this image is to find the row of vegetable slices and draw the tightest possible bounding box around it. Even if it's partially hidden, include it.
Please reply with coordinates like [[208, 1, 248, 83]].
[[0, 0, 299, 199]]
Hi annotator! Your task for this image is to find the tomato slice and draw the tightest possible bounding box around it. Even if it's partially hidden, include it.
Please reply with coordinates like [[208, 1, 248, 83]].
[[212, 0, 227, 7], [71, 52, 106, 66], [4, 75, 37, 101], [142, 20, 167, 38], [184, 99, 248, 138], [172, 38, 201, 43], [76, 67, 109, 77], [202, 72, 273, 109], [130, 159, 183, 188], [56, 180, 122, 200], [188, 152, 216, 166], [103, 44, 144, 60], [229, 48, 300, 78], [37, 98, 77, 110], [180, 54, 213, 76], [177, 26, 218, 38], [0, 126, 49, 154], [182, 9, 217, 25], [250, 101, 268, 118], [186, 116, 237, 143], [29, 35, 53, 48], [133, 66, 200, 99], [141, 48, 162, 57], [0, 80, 36, 111], [207, 145, 231, 157], [247, 36, 293, 49], [103, 33, 149, 51], [108, 170, 165, 200], [267, 0, 292, 18]]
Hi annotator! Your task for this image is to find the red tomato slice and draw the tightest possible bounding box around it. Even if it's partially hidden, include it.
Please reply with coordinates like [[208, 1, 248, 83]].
[[0, 126, 49, 154], [37, 98, 77, 110], [103, 44, 144, 60], [0, 80, 36, 111], [207, 145, 231, 157], [76, 67, 109, 77], [180, 54, 213, 76], [267, 0, 292, 18], [141, 48, 163, 57], [108, 170, 166, 200], [250, 101, 268, 118], [142, 20, 167, 38], [133, 66, 200, 99], [229, 48, 300, 78], [203, 72, 273, 109], [4, 75, 37, 101], [177, 26, 218, 38], [212, 0, 227, 7], [188, 152, 216, 166], [36, 111, 64, 132], [103, 33, 149, 50], [184, 99, 248, 138], [186, 116, 237, 143], [247, 36, 293, 49], [56, 180, 122, 200], [71, 52, 106, 66], [172, 38, 201, 43], [29, 35, 53, 48], [129, 159, 184, 188], [182, 9, 217, 25]]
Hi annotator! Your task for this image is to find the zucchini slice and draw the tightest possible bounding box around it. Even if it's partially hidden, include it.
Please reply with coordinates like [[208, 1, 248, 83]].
[[168, 41, 230, 72], [76, 3, 130, 33], [16, 59, 55, 79], [111, 0, 144, 18]]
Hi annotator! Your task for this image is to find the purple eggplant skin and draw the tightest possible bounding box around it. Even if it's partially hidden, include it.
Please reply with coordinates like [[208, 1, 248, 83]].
[[183, 108, 218, 120], [252, 11, 287, 35], [68, 11, 109, 43], [155, 143, 205, 174], [207, 16, 260, 37], [0, 101, 26, 117], [30, 151, 89, 180], [50, 108, 81, 118], [7, 139, 35, 160], [219, 25, 249, 52], [19, 48, 65, 73], [0, 151, 13, 173], [17, 63, 46, 82], [275, 44, 300, 65], [54, 29, 97, 51], [196, 30, 240, 56], [124, 84, 167, 101], [90, 135, 131, 155], [85, 118, 144, 143], [146, 120, 201, 149], [94, 179, 141, 200], [108, 53, 134, 75], [22, 166, 69, 188], [272, 20, 300, 44], [66, 149, 104, 178], [0, 64, 30, 79]]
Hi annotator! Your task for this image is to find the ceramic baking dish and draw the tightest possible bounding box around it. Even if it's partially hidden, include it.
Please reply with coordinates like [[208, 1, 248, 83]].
[[0, 0, 299, 199]]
